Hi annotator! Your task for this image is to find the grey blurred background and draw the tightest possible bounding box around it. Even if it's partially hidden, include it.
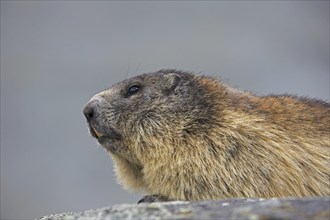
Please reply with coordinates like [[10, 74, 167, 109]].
[[1, 1, 329, 219]]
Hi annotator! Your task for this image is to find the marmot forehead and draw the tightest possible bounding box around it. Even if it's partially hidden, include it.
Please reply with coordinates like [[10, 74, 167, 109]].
[[114, 69, 196, 86], [102, 69, 201, 98], [144, 69, 196, 78]]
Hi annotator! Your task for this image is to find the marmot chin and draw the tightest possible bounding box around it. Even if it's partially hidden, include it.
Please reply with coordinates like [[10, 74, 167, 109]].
[[83, 69, 330, 202]]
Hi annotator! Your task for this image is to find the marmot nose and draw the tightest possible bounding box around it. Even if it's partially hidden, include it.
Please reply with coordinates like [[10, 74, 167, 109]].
[[83, 100, 98, 122]]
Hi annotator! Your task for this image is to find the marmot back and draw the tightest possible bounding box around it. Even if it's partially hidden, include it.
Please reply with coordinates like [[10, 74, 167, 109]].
[[83, 69, 330, 201]]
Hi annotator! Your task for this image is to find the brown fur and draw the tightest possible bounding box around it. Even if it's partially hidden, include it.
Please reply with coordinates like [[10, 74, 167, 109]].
[[83, 69, 330, 201]]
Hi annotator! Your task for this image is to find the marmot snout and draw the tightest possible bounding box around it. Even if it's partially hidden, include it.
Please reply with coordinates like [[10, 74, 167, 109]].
[[83, 69, 330, 201]]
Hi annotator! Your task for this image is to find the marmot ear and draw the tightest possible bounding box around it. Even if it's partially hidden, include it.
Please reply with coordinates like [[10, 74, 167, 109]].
[[163, 73, 181, 95]]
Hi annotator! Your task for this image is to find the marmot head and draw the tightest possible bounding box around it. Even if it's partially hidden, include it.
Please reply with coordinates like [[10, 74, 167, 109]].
[[83, 70, 223, 165]]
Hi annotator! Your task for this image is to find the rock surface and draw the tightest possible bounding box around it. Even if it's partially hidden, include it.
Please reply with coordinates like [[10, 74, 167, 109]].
[[37, 197, 329, 220]]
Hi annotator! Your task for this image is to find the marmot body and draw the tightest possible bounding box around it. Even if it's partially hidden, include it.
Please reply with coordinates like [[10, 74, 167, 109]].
[[83, 69, 330, 201]]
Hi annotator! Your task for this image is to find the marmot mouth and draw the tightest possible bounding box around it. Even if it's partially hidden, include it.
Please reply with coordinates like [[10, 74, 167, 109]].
[[88, 124, 122, 141], [89, 124, 103, 139]]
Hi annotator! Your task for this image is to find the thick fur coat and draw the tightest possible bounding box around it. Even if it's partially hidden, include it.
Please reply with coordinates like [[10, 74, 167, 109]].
[[84, 70, 330, 200]]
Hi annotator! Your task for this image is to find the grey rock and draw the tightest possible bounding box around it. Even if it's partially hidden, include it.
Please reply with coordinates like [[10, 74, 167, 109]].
[[37, 197, 330, 220]]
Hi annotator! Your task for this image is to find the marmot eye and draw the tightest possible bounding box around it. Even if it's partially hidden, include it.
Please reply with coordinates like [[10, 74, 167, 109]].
[[127, 85, 140, 96]]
